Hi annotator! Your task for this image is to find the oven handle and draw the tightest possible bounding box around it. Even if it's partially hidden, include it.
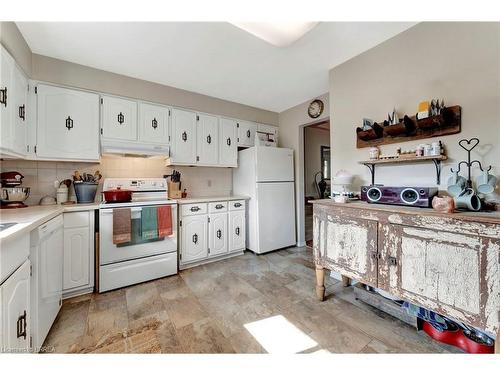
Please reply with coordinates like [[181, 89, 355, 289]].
[[100, 207, 143, 215]]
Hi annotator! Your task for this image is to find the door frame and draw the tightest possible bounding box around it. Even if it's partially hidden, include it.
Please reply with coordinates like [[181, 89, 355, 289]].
[[297, 117, 330, 247]]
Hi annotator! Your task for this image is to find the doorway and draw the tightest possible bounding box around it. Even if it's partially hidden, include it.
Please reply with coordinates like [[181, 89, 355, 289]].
[[303, 120, 330, 248]]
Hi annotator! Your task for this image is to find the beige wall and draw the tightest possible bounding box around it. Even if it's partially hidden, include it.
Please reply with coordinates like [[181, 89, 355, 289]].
[[278, 92, 329, 245], [304, 126, 330, 197], [0, 21, 32, 76], [329, 22, 500, 200], [31, 54, 278, 125], [0, 158, 232, 205]]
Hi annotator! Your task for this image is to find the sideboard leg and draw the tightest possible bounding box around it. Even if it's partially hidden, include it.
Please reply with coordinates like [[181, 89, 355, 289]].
[[341, 276, 352, 287], [315, 265, 325, 301]]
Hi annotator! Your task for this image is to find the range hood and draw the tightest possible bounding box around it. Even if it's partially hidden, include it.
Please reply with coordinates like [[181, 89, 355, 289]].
[[101, 139, 170, 157]]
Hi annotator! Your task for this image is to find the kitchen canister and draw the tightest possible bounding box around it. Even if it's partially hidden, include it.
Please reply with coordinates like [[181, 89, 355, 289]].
[[431, 141, 441, 156], [369, 146, 380, 160], [423, 144, 432, 156], [74, 182, 98, 203], [56, 185, 69, 204]]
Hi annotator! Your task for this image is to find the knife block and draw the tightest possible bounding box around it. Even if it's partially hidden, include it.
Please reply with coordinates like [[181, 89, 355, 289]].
[[168, 182, 182, 198]]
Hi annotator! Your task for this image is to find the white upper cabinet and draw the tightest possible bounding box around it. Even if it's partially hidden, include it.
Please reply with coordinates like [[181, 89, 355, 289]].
[[0, 45, 28, 158], [138, 102, 169, 144], [197, 113, 219, 165], [101, 96, 137, 141], [170, 108, 197, 164], [12, 67, 28, 156], [36, 84, 100, 161], [219, 118, 237, 167], [237, 120, 257, 147]]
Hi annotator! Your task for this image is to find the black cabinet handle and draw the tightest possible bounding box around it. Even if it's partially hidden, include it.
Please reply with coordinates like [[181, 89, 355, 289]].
[[0, 87, 7, 107], [65, 116, 74, 130], [226, 138, 231, 146], [19, 105, 25, 120], [215, 204, 224, 209], [117, 112, 124, 124], [217, 229, 222, 239], [192, 233, 198, 244], [152, 117, 158, 129], [234, 202, 242, 208], [16, 310, 27, 339], [235, 227, 240, 236], [246, 130, 251, 138], [182, 131, 188, 142], [190, 206, 200, 212], [207, 134, 211, 144]]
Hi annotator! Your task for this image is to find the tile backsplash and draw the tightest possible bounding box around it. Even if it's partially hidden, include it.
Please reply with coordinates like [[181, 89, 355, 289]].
[[0, 156, 233, 205]]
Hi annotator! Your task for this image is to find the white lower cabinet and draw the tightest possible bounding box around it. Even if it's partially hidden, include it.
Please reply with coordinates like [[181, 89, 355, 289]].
[[209, 212, 228, 257], [0, 260, 31, 353], [63, 211, 94, 298], [229, 210, 246, 252], [179, 199, 246, 268], [181, 214, 208, 263]]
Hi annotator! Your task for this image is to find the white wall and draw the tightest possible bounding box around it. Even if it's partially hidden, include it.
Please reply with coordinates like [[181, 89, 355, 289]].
[[329, 22, 500, 200], [304, 126, 330, 197], [278, 93, 329, 246]]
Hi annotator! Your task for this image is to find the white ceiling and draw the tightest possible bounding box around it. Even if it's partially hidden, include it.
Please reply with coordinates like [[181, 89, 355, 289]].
[[16, 22, 416, 112]]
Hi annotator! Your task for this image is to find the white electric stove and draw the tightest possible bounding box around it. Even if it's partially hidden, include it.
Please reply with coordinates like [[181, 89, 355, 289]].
[[98, 178, 177, 292]]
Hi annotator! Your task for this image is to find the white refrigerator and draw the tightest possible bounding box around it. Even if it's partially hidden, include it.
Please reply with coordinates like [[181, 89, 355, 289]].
[[233, 146, 296, 254]]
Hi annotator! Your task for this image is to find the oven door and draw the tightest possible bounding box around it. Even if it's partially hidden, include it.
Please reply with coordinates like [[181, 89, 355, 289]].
[[99, 204, 177, 265]]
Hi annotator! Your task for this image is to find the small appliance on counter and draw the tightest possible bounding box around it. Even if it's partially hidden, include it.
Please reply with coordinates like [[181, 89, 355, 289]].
[[361, 185, 438, 208], [0, 171, 30, 209]]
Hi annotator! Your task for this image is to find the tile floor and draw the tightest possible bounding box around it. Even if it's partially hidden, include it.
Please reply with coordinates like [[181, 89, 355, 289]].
[[43, 247, 460, 353]]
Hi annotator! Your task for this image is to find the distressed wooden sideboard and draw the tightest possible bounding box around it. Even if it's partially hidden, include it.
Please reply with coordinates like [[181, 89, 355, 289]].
[[312, 200, 500, 353]]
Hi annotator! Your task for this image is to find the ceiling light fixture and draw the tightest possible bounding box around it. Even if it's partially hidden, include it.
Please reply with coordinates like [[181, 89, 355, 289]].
[[230, 22, 318, 47]]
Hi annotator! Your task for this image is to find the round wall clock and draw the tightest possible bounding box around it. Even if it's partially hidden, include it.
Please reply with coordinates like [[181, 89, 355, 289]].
[[308, 99, 324, 118]]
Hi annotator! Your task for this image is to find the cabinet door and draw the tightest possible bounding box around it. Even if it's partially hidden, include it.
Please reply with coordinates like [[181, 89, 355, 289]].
[[197, 114, 219, 165], [36, 84, 100, 161], [219, 118, 237, 167], [229, 210, 246, 252], [379, 224, 499, 332], [11, 66, 28, 156], [237, 120, 257, 147], [170, 108, 197, 164], [63, 227, 90, 290], [101, 96, 137, 141], [314, 207, 378, 286], [1, 260, 30, 353], [181, 215, 208, 263], [209, 213, 228, 257], [0, 46, 15, 153], [37, 226, 63, 344], [138, 103, 169, 144]]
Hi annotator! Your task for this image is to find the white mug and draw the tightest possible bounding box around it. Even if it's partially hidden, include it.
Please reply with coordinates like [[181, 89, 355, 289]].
[[476, 170, 497, 195], [447, 171, 467, 197], [454, 188, 481, 211]]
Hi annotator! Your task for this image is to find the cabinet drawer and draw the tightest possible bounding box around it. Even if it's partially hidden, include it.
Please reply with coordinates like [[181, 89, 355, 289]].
[[208, 201, 228, 213], [64, 211, 90, 228], [181, 203, 208, 216], [229, 200, 245, 211]]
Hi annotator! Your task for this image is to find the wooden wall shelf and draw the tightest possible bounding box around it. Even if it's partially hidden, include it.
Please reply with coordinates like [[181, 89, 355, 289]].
[[356, 105, 461, 148], [359, 155, 448, 185]]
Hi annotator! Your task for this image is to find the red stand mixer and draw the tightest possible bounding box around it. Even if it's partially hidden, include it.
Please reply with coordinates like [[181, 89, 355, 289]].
[[0, 171, 30, 209]]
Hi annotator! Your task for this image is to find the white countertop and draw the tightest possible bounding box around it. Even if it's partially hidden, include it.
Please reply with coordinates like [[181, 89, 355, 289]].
[[0, 203, 98, 242], [176, 195, 249, 204]]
